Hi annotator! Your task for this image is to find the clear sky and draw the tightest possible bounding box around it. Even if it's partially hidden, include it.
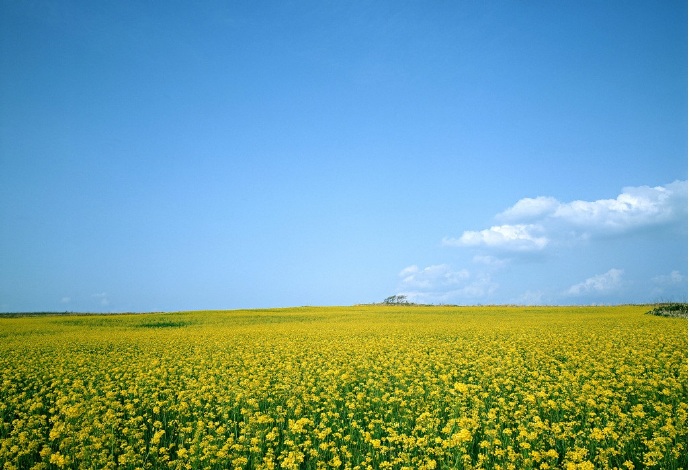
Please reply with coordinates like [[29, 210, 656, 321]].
[[1, 1, 687, 312]]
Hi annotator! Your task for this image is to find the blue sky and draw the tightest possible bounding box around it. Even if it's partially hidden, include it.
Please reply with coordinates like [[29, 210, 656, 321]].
[[1, 1, 687, 312]]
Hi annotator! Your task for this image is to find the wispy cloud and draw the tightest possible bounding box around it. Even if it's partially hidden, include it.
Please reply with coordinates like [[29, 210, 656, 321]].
[[472, 255, 509, 268], [565, 269, 624, 296], [652, 270, 685, 286], [397, 265, 496, 304], [512, 290, 547, 305], [399, 264, 469, 290], [650, 270, 687, 299], [92, 292, 109, 306]]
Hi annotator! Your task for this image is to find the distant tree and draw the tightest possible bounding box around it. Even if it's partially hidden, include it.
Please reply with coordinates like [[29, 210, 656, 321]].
[[383, 295, 409, 305]]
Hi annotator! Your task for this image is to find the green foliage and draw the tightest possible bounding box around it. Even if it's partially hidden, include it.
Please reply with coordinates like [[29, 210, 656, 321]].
[[382, 294, 410, 305], [646, 303, 688, 318]]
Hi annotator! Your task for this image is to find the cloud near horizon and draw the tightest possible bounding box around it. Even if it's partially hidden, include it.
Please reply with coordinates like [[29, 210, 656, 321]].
[[397, 264, 497, 304], [399, 180, 687, 305], [565, 268, 624, 296], [92, 292, 109, 306], [444, 180, 687, 252]]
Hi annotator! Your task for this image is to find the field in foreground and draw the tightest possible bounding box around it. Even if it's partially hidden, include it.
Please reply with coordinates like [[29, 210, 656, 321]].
[[0, 306, 687, 470]]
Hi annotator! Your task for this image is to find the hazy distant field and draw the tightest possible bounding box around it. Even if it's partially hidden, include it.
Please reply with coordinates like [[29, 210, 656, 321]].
[[0, 306, 686, 469]]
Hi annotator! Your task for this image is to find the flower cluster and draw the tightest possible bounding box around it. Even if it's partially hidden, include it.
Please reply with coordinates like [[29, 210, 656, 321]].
[[0, 305, 686, 469]]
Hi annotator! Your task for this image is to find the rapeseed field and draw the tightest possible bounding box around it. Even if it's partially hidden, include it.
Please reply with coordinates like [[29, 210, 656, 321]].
[[0, 305, 686, 469]]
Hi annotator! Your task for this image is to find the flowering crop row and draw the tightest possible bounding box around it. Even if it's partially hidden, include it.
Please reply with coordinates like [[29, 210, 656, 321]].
[[0, 306, 686, 469]]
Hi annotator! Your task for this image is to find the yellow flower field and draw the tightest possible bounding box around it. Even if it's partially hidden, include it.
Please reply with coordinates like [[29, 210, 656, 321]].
[[0, 305, 686, 469]]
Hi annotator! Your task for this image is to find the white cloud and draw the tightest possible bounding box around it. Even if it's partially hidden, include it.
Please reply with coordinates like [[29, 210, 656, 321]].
[[552, 181, 687, 233], [399, 180, 686, 305], [443, 224, 549, 252], [445, 180, 687, 253], [566, 269, 624, 296], [397, 264, 495, 304], [399, 265, 420, 277], [60, 296, 71, 304], [498, 196, 560, 222]]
